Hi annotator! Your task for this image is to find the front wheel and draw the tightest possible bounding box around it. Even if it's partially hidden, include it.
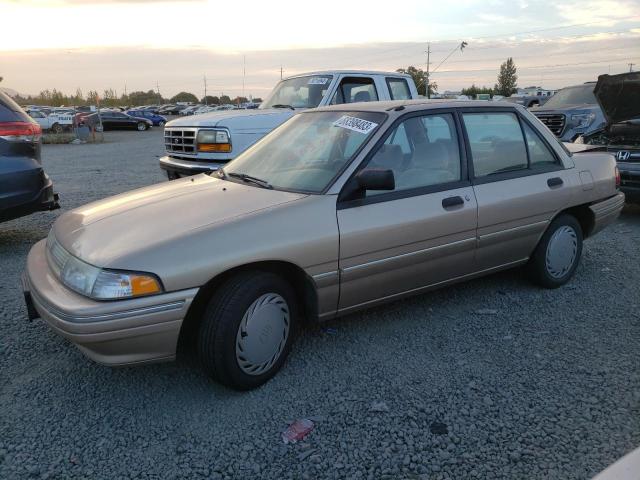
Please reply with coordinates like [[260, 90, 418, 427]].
[[137, 122, 147, 131], [158, 121, 165, 127], [197, 271, 298, 390], [527, 214, 583, 288], [51, 123, 63, 134]]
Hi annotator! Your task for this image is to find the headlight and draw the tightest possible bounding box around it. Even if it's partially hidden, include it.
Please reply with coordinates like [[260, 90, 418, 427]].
[[197, 129, 231, 152], [570, 113, 596, 128], [47, 232, 163, 300]]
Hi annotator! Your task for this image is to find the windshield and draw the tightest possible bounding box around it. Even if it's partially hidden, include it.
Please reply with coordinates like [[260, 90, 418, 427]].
[[223, 110, 386, 193], [544, 85, 596, 108], [260, 75, 333, 109]]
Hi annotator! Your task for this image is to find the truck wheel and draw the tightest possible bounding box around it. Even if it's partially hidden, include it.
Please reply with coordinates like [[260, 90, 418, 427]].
[[197, 271, 298, 390], [158, 121, 165, 127], [527, 214, 583, 289], [51, 123, 63, 134], [137, 122, 147, 131]]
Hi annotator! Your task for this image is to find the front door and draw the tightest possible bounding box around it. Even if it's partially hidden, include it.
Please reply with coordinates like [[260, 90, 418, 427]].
[[337, 111, 478, 313], [460, 110, 572, 270]]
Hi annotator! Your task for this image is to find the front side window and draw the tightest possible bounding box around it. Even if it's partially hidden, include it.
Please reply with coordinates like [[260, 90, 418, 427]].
[[364, 113, 461, 194], [260, 75, 333, 109], [387, 78, 411, 100], [463, 112, 528, 177], [224, 111, 385, 193], [331, 77, 379, 104]]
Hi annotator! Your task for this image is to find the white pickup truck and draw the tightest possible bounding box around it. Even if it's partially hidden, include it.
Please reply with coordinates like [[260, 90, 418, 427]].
[[159, 70, 419, 179], [26, 110, 74, 134]]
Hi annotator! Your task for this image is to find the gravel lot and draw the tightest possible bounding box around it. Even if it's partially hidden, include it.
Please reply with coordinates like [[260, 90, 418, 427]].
[[1, 128, 639, 479]]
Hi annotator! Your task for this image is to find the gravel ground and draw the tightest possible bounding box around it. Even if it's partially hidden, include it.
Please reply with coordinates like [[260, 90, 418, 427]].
[[1, 129, 639, 479]]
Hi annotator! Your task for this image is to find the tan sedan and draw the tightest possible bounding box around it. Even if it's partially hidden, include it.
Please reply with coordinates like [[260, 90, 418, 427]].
[[23, 100, 624, 390]]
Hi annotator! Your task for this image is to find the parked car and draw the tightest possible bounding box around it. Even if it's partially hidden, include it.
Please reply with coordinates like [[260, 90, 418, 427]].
[[531, 82, 605, 142], [0, 91, 59, 223], [126, 109, 168, 126], [179, 105, 203, 116], [26, 109, 73, 133], [504, 93, 552, 108], [24, 100, 623, 389], [160, 70, 419, 179], [573, 72, 640, 203], [98, 111, 153, 131]]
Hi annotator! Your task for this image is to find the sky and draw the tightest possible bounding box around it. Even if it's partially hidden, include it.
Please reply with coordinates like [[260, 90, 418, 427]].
[[1, 0, 639, 99]]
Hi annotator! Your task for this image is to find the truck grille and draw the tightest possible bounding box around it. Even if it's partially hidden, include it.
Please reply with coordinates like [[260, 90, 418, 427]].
[[533, 113, 566, 137], [164, 128, 196, 154]]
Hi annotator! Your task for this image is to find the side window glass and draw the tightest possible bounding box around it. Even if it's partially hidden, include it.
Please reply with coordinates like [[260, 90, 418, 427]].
[[387, 78, 411, 100], [522, 122, 558, 168], [364, 113, 461, 195], [331, 78, 378, 105], [462, 112, 528, 177]]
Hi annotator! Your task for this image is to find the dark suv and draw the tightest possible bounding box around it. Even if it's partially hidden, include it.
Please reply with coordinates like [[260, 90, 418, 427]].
[[0, 91, 59, 222]]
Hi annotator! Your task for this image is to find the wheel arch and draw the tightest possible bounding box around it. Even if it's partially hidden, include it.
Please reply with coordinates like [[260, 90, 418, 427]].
[[177, 260, 319, 353], [554, 204, 595, 238]]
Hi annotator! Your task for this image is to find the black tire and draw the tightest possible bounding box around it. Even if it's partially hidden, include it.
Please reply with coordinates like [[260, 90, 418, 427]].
[[197, 271, 298, 390], [137, 122, 147, 131], [158, 121, 165, 127], [527, 214, 583, 289], [51, 123, 63, 134]]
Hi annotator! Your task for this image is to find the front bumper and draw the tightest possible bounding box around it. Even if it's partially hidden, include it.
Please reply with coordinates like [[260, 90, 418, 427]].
[[618, 162, 640, 203], [589, 192, 626, 236], [23, 239, 199, 366], [159, 155, 229, 178]]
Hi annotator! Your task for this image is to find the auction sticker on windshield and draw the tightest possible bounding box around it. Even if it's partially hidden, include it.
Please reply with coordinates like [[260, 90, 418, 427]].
[[332, 115, 379, 134], [308, 77, 329, 85]]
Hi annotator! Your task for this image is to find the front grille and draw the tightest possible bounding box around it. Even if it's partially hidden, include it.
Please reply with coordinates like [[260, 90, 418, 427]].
[[164, 128, 196, 154], [534, 113, 566, 137]]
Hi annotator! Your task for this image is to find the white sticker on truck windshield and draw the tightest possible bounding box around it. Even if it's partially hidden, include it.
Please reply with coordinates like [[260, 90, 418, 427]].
[[308, 77, 329, 85], [332, 115, 378, 134]]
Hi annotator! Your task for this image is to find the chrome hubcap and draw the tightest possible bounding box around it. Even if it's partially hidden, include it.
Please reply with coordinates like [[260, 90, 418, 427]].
[[235, 293, 290, 376], [138, 124, 145, 130], [545, 225, 578, 279]]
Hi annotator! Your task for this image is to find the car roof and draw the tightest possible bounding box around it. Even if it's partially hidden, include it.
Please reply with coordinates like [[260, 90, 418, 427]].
[[311, 99, 522, 114], [285, 70, 413, 80]]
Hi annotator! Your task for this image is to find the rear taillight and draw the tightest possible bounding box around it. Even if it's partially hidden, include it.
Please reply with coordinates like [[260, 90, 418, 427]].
[[0, 121, 42, 142], [615, 166, 621, 187]]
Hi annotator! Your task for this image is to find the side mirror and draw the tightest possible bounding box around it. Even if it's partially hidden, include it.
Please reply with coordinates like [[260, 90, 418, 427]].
[[356, 168, 395, 191]]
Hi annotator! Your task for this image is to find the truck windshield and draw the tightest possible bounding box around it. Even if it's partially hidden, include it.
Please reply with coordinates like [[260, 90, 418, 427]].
[[543, 85, 596, 108], [222, 110, 385, 193], [260, 75, 333, 109]]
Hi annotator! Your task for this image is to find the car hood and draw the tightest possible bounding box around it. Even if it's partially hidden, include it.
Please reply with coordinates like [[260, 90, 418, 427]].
[[166, 108, 296, 130], [594, 72, 640, 125], [533, 104, 599, 114], [53, 174, 306, 268]]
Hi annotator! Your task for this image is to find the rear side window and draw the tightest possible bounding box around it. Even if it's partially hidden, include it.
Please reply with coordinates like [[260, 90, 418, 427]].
[[0, 92, 30, 122], [522, 122, 559, 168], [462, 112, 528, 177], [386, 78, 411, 100], [331, 77, 379, 104]]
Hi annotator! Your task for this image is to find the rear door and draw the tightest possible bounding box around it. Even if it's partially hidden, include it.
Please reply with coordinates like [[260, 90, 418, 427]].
[[460, 108, 572, 270], [337, 110, 478, 313]]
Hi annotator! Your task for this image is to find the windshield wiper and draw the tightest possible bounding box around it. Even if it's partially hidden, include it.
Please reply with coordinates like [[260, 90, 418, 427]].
[[228, 172, 273, 189], [271, 104, 295, 110]]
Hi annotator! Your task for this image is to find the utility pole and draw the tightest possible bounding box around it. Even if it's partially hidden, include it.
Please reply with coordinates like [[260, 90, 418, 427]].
[[124, 82, 127, 98], [203, 74, 208, 105], [280, 66, 283, 80], [242, 55, 246, 101], [425, 43, 431, 99], [156, 81, 160, 98], [629, 63, 636, 72]]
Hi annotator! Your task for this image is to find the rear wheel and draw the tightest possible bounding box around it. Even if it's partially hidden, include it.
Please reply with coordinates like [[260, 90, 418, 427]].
[[137, 122, 147, 131], [197, 271, 298, 390], [527, 214, 583, 288], [51, 123, 63, 134]]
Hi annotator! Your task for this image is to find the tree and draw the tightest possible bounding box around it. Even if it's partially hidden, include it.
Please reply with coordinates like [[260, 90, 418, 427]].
[[461, 84, 494, 98], [253, 98, 263, 103], [231, 96, 248, 105], [396, 66, 438, 97], [170, 92, 198, 103], [219, 95, 231, 105], [494, 57, 518, 97], [127, 90, 164, 106], [201, 95, 220, 105]]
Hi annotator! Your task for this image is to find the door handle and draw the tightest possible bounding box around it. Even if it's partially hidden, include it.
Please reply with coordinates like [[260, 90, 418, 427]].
[[547, 177, 563, 188], [442, 196, 464, 209]]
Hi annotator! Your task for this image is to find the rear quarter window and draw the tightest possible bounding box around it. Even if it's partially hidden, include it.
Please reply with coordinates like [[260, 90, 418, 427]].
[[0, 92, 30, 122]]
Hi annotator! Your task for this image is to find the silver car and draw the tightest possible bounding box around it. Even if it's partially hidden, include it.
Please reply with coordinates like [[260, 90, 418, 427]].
[[23, 100, 624, 390]]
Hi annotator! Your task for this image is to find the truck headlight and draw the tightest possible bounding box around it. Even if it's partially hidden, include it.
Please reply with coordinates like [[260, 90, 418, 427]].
[[48, 233, 163, 300], [570, 113, 596, 129], [197, 129, 231, 152]]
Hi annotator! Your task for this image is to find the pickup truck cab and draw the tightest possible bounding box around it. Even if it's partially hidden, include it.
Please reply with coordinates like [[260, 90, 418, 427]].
[[160, 70, 419, 179], [26, 109, 73, 134]]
